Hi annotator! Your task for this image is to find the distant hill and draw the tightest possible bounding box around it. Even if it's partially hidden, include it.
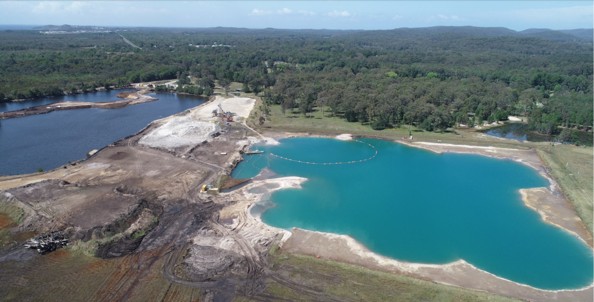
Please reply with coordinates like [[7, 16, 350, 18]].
[[35, 24, 113, 33], [559, 29, 593, 41], [520, 28, 593, 42], [26, 24, 593, 41]]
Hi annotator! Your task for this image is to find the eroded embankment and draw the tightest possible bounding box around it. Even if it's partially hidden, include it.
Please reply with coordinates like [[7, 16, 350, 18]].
[[0, 95, 281, 300]]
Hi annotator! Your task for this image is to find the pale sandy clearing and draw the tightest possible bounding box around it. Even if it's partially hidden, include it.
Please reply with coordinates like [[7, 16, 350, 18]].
[[139, 95, 257, 150], [190, 95, 256, 121]]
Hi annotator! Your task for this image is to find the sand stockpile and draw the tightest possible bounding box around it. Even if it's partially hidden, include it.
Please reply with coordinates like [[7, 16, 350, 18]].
[[139, 95, 256, 150], [191, 96, 256, 121], [139, 116, 217, 150]]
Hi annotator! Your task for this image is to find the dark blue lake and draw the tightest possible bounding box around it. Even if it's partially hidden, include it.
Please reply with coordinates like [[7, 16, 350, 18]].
[[483, 123, 549, 142], [0, 89, 135, 113], [485, 123, 593, 146], [0, 91, 204, 175]]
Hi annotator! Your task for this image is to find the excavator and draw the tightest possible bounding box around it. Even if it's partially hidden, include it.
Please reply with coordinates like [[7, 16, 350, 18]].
[[217, 104, 233, 122]]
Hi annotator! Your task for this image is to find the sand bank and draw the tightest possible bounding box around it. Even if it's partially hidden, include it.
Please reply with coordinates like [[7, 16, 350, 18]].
[[335, 133, 353, 141], [0, 90, 156, 120], [281, 228, 593, 302]]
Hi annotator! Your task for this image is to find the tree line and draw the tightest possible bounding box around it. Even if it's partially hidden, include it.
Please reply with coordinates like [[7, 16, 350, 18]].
[[0, 27, 591, 135]]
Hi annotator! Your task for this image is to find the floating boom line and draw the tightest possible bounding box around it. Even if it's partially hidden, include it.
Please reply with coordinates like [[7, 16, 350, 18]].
[[269, 140, 378, 165]]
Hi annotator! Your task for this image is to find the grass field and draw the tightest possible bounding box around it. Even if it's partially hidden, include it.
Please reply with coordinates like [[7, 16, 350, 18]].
[[256, 247, 519, 302], [537, 144, 593, 232], [250, 102, 532, 149]]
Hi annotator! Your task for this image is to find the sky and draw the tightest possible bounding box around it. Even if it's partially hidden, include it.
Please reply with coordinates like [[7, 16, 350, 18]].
[[0, 1, 592, 31]]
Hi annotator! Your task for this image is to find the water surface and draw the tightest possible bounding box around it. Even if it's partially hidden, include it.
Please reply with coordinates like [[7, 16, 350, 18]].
[[233, 137, 593, 290], [0, 89, 134, 113], [0, 92, 203, 175], [484, 123, 550, 142]]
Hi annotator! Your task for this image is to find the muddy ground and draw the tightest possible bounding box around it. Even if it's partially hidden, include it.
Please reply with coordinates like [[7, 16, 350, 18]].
[[0, 97, 334, 301], [0, 98, 271, 299]]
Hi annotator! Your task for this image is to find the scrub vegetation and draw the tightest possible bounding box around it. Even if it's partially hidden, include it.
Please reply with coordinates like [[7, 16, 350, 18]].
[[537, 145, 594, 231], [259, 247, 519, 302], [0, 26, 591, 143]]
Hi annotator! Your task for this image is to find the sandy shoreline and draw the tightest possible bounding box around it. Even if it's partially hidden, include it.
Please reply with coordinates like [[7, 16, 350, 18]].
[[236, 132, 593, 301]]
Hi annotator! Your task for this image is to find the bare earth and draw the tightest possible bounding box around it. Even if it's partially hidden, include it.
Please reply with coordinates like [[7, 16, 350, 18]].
[[1, 96, 592, 301]]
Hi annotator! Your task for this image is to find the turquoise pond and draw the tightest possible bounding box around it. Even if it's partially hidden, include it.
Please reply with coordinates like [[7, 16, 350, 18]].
[[232, 137, 593, 290]]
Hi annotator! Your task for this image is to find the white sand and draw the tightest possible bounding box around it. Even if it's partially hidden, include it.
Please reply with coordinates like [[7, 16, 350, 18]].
[[190, 95, 256, 121], [139, 116, 216, 149], [507, 116, 523, 122], [139, 95, 257, 150], [335, 133, 353, 141]]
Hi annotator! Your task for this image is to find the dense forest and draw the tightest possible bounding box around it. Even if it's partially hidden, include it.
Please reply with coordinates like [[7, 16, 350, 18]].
[[0, 26, 591, 137]]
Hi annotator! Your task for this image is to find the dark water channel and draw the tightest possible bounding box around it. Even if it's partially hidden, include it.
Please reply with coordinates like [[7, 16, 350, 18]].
[[483, 123, 550, 142], [484, 123, 592, 146], [0, 91, 204, 175], [0, 89, 134, 113]]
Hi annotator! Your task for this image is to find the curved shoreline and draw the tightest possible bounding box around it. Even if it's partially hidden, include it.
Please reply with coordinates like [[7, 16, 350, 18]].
[[237, 176, 593, 301], [249, 132, 593, 247], [237, 133, 593, 301], [0, 90, 156, 120], [397, 139, 593, 247]]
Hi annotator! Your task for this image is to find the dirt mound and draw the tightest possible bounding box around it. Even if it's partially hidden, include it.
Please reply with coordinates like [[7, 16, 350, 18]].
[[139, 116, 217, 150]]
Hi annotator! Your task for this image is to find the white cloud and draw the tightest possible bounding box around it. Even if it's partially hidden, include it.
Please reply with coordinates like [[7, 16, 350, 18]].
[[250, 8, 270, 16], [32, 1, 88, 14], [327, 10, 351, 17], [297, 9, 316, 16], [392, 14, 403, 20], [435, 14, 461, 21], [278, 8, 292, 15], [250, 7, 315, 16]]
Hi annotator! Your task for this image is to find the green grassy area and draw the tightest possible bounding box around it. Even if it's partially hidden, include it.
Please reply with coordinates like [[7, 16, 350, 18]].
[[251, 103, 531, 149], [214, 81, 244, 96], [257, 247, 519, 302], [0, 203, 25, 225], [0, 203, 26, 247], [537, 144, 594, 232]]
